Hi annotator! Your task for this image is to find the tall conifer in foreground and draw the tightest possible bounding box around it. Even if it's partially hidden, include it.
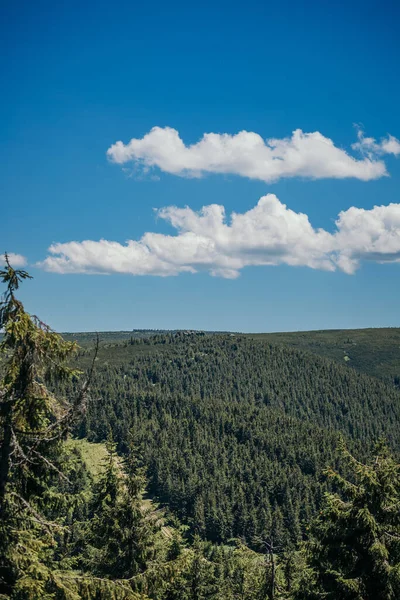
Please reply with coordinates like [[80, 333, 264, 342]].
[[295, 441, 400, 600], [0, 257, 145, 599], [0, 256, 82, 597]]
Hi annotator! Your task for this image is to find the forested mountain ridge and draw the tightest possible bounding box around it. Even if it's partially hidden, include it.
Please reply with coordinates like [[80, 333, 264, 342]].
[[63, 333, 400, 550], [247, 327, 400, 385], [60, 329, 230, 346], [75, 332, 400, 445], [60, 326, 400, 384]]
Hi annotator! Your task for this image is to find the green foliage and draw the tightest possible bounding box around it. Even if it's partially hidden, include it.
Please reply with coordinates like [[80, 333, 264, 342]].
[[83, 435, 157, 581], [0, 260, 151, 599], [69, 332, 400, 549], [58, 326, 400, 386], [0, 262, 277, 599], [0, 258, 81, 597], [246, 328, 400, 386], [294, 442, 400, 600]]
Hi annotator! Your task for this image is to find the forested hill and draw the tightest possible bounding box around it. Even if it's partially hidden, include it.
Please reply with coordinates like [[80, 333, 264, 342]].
[[67, 332, 400, 549], [247, 327, 400, 385], [63, 326, 400, 384]]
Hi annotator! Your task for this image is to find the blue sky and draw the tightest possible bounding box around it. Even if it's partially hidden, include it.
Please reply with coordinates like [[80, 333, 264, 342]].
[[2, 0, 400, 332]]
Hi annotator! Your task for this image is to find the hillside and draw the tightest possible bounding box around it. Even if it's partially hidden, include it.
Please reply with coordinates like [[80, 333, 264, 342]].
[[65, 332, 400, 550], [248, 327, 400, 385], [62, 326, 400, 384]]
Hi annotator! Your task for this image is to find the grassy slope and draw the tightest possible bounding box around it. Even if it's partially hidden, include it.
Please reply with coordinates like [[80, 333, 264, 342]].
[[66, 438, 108, 479], [68, 438, 173, 538]]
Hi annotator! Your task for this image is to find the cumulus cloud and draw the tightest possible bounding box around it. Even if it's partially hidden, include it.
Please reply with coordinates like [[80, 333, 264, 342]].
[[351, 128, 400, 158], [1, 253, 27, 268], [106, 126, 400, 182], [38, 195, 400, 278], [334, 203, 400, 273]]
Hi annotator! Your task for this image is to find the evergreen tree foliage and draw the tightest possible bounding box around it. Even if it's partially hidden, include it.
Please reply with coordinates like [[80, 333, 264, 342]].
[[84, 433, 157, 583], [67, 332, 400, 549], [295, 442, 400, 600], [0, 258, 146, 599], [0, 256, 81, 597]]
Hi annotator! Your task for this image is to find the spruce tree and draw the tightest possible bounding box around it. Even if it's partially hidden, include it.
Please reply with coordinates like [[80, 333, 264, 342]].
[[85, 433, 157, 583], [296, 441, 400, 600], [0, 256, 83, 597], [0, 257, 145, 599]]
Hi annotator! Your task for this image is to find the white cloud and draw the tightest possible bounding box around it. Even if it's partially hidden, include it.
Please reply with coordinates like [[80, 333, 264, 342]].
[[351, 128, 400, 158], [38, 195, 400, 278], [1, 253, 27, 268], [334, 202, 400, 273], [106, 126, 398, 182], [39, 240, 194, 277]]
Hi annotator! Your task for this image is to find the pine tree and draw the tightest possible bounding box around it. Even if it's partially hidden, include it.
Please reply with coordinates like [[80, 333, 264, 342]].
[[84, 431, 158, 589], [186, 536, 216, 600], [0, 256, 83, 597], [0, 258, 145, 599], [296, 441, 400, 600]]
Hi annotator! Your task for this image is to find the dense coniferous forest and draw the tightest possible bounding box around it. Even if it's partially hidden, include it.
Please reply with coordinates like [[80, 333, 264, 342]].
[[62, 326, 400, 384], [68, 333, 400, 551], [247, 328, 400, 385], [1, 263, 400, 599]]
